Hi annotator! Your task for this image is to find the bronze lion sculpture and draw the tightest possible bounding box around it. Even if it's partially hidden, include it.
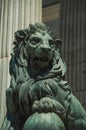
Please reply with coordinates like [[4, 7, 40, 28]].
[[1, 23, 86, 130]]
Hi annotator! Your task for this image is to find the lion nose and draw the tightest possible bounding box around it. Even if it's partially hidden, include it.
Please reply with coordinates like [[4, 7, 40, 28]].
[[40, 44, 51, 52], [41, 47, 51, 52]]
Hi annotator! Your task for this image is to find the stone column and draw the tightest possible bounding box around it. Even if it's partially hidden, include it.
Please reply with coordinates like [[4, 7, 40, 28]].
[[0, 0, 42, 127], [60, 0, 86, 109]]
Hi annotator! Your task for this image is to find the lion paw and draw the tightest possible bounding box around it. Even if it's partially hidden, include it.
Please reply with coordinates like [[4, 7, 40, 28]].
[[32, 97, 65, 117]]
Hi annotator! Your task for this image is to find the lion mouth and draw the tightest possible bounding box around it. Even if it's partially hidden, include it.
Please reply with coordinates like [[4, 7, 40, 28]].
[[33, 57, 51, 62], [30, 56, 53, 70]]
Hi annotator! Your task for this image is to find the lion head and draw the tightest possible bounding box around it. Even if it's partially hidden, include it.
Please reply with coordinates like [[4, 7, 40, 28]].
[[10, 23, 66, 89]]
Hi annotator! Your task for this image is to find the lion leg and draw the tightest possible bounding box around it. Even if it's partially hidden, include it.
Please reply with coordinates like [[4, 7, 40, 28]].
[[6, 87, 16, 114], [66, 94, 86, 130], [67, 118, 86, 130]]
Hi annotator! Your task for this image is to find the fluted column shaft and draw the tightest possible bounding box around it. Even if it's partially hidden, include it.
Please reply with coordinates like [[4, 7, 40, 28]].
[[60, 0, 86, 109]]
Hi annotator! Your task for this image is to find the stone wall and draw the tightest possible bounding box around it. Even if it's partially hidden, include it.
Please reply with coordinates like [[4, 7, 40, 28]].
[[42, 3, 60, 38]]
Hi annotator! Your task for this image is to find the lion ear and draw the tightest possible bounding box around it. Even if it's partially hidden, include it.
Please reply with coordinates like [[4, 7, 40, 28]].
[[14, 30, 27, 42], [55, 39, 62, 49]]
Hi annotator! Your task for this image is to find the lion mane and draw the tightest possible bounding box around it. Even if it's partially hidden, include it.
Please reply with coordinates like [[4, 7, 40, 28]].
[[9, 23, 67, 89]]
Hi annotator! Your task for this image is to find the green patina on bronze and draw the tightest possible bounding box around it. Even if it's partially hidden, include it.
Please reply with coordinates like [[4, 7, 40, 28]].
[[1, 23, 86, 130]]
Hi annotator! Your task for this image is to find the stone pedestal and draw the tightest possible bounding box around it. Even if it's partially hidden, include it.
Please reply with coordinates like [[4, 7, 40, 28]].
[[0, 0, 42, 127]]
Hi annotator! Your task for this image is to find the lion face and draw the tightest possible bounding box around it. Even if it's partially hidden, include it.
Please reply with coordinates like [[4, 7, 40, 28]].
[[10, 23, 65, 80], [25, 31, 55, 70]]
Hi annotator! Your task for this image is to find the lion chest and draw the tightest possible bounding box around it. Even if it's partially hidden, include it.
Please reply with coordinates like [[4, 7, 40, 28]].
[[27, 79, 68, 105]]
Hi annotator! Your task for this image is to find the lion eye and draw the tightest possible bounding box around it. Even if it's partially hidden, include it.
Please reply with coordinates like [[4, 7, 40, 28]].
[[49, 40, 55, 48], [30, 37, 41, 45]]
